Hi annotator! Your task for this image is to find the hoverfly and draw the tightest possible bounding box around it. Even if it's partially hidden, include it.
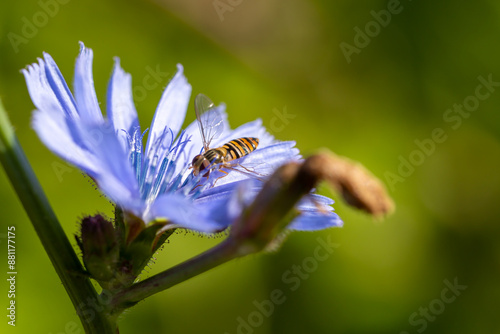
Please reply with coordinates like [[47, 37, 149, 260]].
[[190, 94, 261, 185]]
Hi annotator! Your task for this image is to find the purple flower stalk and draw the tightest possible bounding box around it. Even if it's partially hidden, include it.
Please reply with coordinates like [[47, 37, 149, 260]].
[[22, 42, 342, 234]]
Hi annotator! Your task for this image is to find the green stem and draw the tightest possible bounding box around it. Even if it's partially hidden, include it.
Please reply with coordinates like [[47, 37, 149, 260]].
[[109, 237, 249, 315], [0, 99, 116, 333]]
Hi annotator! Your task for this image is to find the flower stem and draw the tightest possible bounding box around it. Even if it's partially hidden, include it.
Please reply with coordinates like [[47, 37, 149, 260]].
[[109, 237, 251, 315], [0, 99, 116, 333]]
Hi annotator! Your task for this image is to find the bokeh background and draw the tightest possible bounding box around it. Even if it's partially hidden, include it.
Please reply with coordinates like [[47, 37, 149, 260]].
[[1, 0, 500, 333]]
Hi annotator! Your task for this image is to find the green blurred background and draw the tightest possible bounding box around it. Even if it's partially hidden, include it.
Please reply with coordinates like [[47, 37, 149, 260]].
[[1, 0, 500, 333]]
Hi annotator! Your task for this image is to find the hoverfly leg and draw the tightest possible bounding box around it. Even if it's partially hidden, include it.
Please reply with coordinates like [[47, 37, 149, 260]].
[[212, 169, 229, 187], [192, 183, 203, 191], [192, 170, 211, 191]]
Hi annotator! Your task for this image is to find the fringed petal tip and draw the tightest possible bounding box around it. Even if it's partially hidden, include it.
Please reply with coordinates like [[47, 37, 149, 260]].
[[74, 42, 103, 124], [41, 52, 56, 66], [78, 41, 86, 51]]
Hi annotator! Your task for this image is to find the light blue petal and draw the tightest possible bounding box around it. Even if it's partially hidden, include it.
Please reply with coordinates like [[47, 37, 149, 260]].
[[195, 180, 258, 229], [107, 57, 140, 151], [23, 54, 96, 151], [22, 59, 74, 119], [148, 194, 225, 232], [242, 141, 299, 166], [288, 211, 343, 231], [193, 198, 234, 231], [83, 124, 143, 215], [42, 52, 79, 119], [73, 42, 103, 124], [196, 179, 258, 201], [31, 109, 98, 175], [297, 194, 335, 210], [145, 64, 191, 156]]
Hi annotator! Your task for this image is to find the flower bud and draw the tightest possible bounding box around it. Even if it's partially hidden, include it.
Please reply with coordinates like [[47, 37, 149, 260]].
[[78, 215, 119, 282]]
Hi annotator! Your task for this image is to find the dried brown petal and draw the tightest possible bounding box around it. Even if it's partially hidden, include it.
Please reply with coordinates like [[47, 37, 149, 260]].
[[303, 151, 395, 218]]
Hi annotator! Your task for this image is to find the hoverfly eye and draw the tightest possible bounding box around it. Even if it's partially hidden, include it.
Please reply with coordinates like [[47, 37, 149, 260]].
[[191, 155, 202, 166], [200, 160, 210, 171]]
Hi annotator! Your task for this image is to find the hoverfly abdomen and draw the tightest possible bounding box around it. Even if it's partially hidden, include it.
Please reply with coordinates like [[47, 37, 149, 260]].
[[222, 137, 259, 162]]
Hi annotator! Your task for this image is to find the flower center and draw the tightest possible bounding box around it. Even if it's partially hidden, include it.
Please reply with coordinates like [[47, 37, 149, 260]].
[[126, 127, 191, 204]]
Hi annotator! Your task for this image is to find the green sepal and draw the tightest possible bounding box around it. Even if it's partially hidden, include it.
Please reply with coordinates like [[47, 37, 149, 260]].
[[121, 220, 174, 278]]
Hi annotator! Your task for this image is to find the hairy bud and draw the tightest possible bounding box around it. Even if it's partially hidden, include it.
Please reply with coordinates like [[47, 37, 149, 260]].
[[78, 215, 119, 282]]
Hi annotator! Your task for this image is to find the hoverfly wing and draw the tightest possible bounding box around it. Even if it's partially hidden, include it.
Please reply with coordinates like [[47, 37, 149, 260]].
[[195, 93, 224, 152], [223, 165, 267, 183], [211, 160, 270, 186]]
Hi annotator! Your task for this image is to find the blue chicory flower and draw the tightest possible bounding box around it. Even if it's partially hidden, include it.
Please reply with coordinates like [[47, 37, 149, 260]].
[[22, 42, 342, 233]]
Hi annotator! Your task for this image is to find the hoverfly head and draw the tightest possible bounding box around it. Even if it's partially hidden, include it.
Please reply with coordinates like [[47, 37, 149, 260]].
[[191, 154, 210, 176]]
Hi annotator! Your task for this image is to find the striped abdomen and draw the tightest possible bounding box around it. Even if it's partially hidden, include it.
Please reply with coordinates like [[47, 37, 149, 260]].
[[221, 137, 259, 162]]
